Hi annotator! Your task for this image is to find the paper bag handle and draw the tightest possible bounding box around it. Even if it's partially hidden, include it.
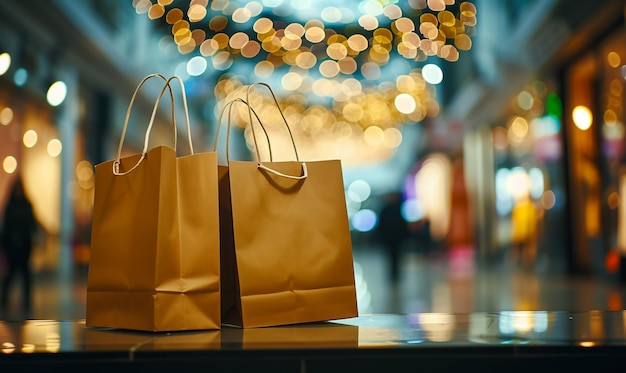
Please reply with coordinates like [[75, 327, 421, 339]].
[[245, 82, 307, 180], [113, 74, 194, 175], [213, 97, 272, 161]]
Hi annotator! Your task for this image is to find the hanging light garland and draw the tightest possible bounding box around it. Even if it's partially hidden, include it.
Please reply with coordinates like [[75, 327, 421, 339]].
[[133, 0, 478, 165], [135, 0, 476, 70]]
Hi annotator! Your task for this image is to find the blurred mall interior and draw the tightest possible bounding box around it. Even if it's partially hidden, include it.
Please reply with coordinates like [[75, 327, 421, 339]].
[[1, 0, 626, 321]]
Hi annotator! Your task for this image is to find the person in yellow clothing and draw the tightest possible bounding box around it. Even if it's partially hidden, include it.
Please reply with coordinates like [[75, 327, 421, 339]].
[[510, 193, 538, 267]]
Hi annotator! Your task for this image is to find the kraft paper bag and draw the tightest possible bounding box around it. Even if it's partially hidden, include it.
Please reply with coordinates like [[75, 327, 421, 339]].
[[87, 74, 220, 332], [217, 84, 358, 328]]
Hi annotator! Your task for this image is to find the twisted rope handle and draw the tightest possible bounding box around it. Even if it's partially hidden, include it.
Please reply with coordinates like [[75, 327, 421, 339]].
[[245, 82, 307, 180], [213, 97, 272, 162], [113, 74, 194, 175]]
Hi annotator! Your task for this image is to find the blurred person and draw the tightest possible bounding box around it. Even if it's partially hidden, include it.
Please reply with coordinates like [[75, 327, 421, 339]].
[[0, 178, 38, 317], [445, 156, 475, 278], [376, 192, 410, 283], [510, 192, 538, 267], [446, 156, 474, 251]]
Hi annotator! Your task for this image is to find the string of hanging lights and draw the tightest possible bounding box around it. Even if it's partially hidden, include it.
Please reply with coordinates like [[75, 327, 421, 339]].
[[133, 0, 478, 165]]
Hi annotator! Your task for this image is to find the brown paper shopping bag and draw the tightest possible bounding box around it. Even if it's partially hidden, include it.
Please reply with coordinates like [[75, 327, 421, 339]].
[[87, 74, 220, 332], [217, 83, 358, 328]]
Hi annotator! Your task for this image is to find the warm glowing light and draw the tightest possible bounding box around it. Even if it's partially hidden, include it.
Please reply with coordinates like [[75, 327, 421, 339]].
[[2, 342, 16, 354], [608, 51, 621, 68], [383, 127, 403, 148], [395, 93, 417, 114], [0, 107, 13, 125], [241, 40, 261, 58], [76, 160, 95, 190], [319, 60, 340, 78], [0, 52, 11, 75], [23, 130, 38, 148], [232, 7, 252, 23], [511, 311, 534, 333], [358, 15, 379, 30], [281, 72, 303, 90], [188, 4, 207, 22], [384, 4, 402, 19], [348, 34, 368, 52], [47, 139, 63, 157], [46, 81, 68, 107], [304, 26, 325, 43], [21, 344, 35, 353], [419, 313, 455, 342], [3, 156, 17, 174], [364, 126, 385, 146], [427, 0, 446, 12], [46, 332, 61, 353], [508, 167, 530, 200], [214, 69, 441, 165], [510, 116, 529, 138], [572, 105, 593, 130], [148, 4, 165, 19], [254, 60, 274, 77], [415, 154, 451, 240]]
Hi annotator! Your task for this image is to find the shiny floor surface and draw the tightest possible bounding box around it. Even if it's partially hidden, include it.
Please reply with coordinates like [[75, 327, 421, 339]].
[[2, 312, 626, 373], [1, 244, 625, 321]]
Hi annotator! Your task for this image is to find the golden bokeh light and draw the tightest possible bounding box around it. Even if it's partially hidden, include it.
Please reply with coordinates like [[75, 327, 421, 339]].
[[148, 4, 165, 19], [133, 0, 477, 164], [138, 0, 476, 79], [3, 156, 17, 174], [47, 139, 63, 157], [0, 107, 13, 125], [166, 8, 183, 24], [573, 105, 593, 131], [23, 129, 38, 148]]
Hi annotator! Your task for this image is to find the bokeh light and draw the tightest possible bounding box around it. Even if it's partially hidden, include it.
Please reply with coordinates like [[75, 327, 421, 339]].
[[47, 139, 63, 157], [23, 129, 38, 148], [3, 156, 17, 174], [348, 179, 372, 203], [351, 209, 378, 232], [151, 1, 479, 165], [0, 107, 13, 125], [46, 81, 68, 107], [572, 105, 592, 130], [0, 52, 10, 75]]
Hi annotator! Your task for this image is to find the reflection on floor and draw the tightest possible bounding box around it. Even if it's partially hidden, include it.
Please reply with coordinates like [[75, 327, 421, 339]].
[[353, 244, 626, 315], [1, 244, 625, 321]]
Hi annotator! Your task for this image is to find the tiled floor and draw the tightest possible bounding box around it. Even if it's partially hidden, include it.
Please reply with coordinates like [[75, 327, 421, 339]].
[[1, 243, 626, 321]]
